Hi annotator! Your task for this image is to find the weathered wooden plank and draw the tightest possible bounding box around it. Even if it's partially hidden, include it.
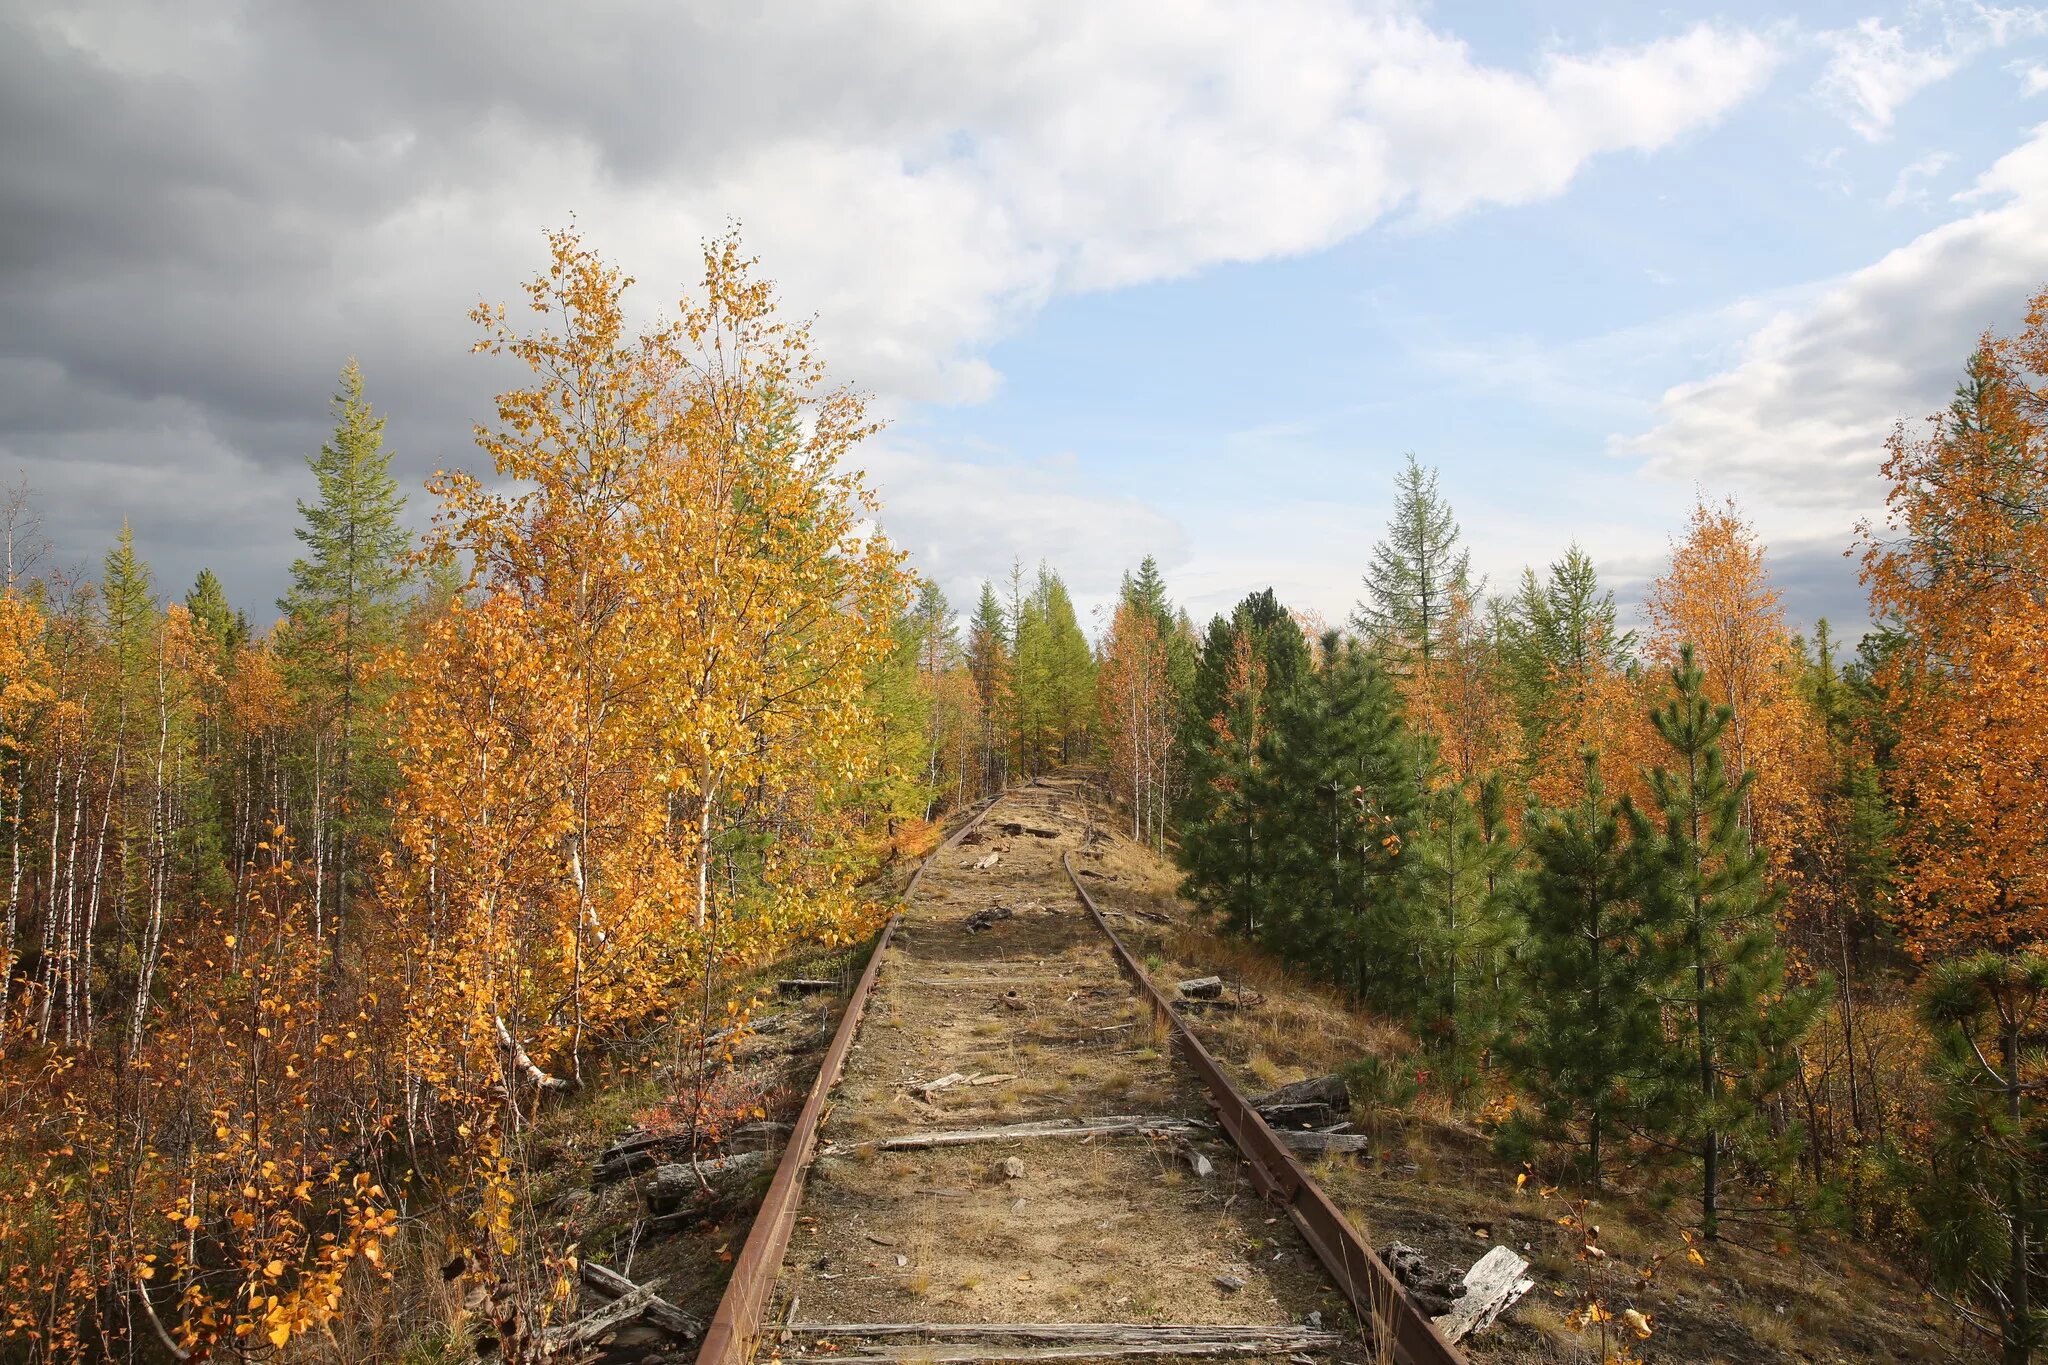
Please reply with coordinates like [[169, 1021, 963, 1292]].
[[578, 1262, 704, 1343], [795, 1341, 1339, 1363], [1432, 1245, 1534, 1344], [1278, 1130, 1371, 1155], [822, 1114, 1207, 1155], [783, 1322, 1346, 1345]]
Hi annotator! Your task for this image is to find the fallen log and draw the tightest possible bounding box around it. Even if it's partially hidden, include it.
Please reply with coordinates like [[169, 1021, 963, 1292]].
[[823, 1114, 1207, 1155], [776, 978, 838, 996], [495, 1015, 576, 1093], [1432, 1244, 1534, 1344], [579, 1262, 705, 1344], [642, 1151, 767, 1211], [544, 1282, 665, 1359]]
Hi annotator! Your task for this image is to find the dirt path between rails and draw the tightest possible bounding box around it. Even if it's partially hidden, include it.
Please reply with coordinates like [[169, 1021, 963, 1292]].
[[767, 778, 1369, 1363]]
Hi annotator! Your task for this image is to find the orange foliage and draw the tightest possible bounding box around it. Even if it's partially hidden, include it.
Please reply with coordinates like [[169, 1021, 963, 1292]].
[[1863, 301, 2048, 958], [389, 226, 905, 1271], [1403, 589, 1521, 790], [1097, 600, 1179, 845], [1644, 496, 1824, 873]]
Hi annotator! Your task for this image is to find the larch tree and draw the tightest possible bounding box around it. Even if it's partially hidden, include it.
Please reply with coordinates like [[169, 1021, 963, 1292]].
[[277, 359, 412, 947], [1354, 454, 1472, 672], [966, 581, 1012, 794], [1097, 595, 1177, 848], [1501, 546, 1649, 809]]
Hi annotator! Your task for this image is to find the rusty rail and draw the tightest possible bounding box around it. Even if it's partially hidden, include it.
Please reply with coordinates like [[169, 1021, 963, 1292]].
[[694, 796, 1003, 1365], [1061, 849, 1467, 1365]]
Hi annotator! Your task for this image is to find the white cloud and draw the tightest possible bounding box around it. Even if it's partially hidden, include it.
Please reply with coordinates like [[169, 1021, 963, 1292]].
[[0, 0, 1785, 604], [860, 440, 1186, 626], [1817, 3, 2048, 139], [1886, 149, 1957, 204], [1622, 122, 2048, 553], [2020, 60, 2048, 92]]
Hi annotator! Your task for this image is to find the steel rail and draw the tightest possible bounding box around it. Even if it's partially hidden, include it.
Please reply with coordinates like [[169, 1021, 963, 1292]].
[[1061, 849, 1467, 1365], [694, 795, 1004, 1365]]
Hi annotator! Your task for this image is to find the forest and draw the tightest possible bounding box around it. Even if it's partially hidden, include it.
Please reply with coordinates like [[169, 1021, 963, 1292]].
[[0, 227, 2044, 1363]]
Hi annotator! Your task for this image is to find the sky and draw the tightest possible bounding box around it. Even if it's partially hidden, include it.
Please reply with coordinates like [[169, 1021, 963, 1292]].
[[5, 1, 2048, 640]]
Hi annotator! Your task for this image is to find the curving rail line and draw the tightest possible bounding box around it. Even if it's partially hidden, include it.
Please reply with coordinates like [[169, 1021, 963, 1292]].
[[693, 790, 1467, 1365]]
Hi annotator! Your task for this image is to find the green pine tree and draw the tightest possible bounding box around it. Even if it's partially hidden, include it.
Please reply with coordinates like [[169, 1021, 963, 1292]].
[[1176, 590, 1308, 939], [277, 359, 412, 944], [1252, 635, 1422, 1012], [1631, 645, 1824, 1239], [1916, 951, 2048, 1365], [1412, 772, 1518, 1090], [1498, 752, 1666, 1186]]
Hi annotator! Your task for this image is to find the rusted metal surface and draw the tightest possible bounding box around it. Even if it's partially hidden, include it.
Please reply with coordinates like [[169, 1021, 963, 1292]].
[[1061, 849, 1468, 1365], [695, 797, 1002, 1365]]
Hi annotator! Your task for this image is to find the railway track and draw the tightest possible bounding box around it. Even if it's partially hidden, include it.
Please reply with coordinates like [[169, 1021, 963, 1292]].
[[696, 778, 1465, 1365]]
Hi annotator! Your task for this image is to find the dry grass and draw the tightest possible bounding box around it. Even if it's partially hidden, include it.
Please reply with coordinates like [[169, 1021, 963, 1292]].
[[1057, 780, 1966, 1365]]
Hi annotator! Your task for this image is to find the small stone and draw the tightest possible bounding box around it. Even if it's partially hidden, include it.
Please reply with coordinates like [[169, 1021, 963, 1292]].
[[1214, 1274, 1246, 1293], [1001, 1157, 1026, 1180], [1303, 1311, 1322, 1329], [895, 1254, 908, 1267]]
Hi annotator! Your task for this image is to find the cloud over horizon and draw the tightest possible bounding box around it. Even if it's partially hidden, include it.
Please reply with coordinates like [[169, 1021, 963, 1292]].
[[0, 0, 1780, 612]]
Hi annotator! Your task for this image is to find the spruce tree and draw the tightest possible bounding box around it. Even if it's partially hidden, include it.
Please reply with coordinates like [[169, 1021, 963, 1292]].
[[1252, 635, 1422, 1012], [184, 568, 247, 655], [1631, 645, 1823, 1238], [1499, 752, 1666, 1186], [277, 360, 412, 944], [1354, 455, 1471, 669]]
